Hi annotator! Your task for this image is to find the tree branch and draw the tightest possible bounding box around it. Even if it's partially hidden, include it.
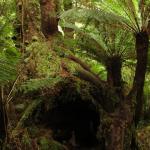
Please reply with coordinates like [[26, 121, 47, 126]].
[[67, 54, 104, 82], [76, 66, 103, 88]]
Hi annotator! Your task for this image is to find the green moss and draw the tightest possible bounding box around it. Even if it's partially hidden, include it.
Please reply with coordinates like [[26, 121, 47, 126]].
[[39, 137, 65, 150], [22, 131, 31, 147]]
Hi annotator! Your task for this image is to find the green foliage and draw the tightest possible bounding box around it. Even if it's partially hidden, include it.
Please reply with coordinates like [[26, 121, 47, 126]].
[[143, 75, 150, 110], [0, 56, 18, 84], [2, 1, 150, 149], [39, 137, 65, 150], [59, 4, 136, 84], [39, 137, 50, 150], [14, 99, 43, 131], [60, 8, 135, 58], [0, 0, 20, 85], [25, 39, 61, 77], [21, 77, 62, 93], [22, 130, 31, 148], [60, 0, 150, 64], [88, 0, 150, 33]]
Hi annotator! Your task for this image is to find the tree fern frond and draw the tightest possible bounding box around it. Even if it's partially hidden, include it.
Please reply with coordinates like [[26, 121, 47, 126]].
[[60, 7, 133, 31], [0, 56, 18, 84], [99, 0, 140, 32], [101, 0, 150, 32], [60, 20, 135, 65]]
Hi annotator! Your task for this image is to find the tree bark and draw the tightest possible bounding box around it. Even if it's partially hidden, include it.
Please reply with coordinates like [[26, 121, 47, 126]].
[[15, 0, 42, 48], [133, 31, 149, 126], [106, 56, 122, 88], [106, 56, 124, 101], [40, 0, 58, 37], [102, 99, 133, 150]]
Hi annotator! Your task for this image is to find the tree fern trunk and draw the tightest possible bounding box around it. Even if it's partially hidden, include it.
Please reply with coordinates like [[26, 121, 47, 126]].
[[103, 101, 133, 150], [105, 120, 125, 150], [106, 56, 122, 87], [106, 56, 123, 98], [134, 31, 149, 126], [105, 31, 149, 150]]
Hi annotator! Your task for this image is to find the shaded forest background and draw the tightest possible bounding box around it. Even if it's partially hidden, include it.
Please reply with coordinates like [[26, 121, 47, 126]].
[[0, 0, 150, 150]]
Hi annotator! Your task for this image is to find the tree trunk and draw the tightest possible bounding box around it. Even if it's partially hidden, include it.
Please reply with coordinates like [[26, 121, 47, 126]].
[[106, 56, 122, 88], [102, 100, 133, 150], [133, 31, 149, 126], [105, 121, 125, 150], [15, 0, 42, 49], [40, 0, 58, 37], [0, 98, 7, 148], [104, 31, 149, 150], [106, 56, 123, 99]]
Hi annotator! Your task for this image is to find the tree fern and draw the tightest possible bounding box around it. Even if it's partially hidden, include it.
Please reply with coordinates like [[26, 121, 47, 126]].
[[61, 0, 150, 33], [60, 20, 135, 66], [97, 0, 150, 32]]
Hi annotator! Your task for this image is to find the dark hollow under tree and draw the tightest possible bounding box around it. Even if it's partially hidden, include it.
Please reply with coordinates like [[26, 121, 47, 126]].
[[41, 85, 101, 148], [47, 100, 100, 147]]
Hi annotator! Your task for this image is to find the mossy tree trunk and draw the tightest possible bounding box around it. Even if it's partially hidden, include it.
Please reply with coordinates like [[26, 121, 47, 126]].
[[15, 0, 42, 49]]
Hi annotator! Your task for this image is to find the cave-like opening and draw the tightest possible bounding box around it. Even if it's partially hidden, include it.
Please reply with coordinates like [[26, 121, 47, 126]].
[[44, 94, 100, 148]]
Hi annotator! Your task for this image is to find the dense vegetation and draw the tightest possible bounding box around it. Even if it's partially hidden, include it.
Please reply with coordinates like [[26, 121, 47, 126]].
[[0, 0, 150, 150]]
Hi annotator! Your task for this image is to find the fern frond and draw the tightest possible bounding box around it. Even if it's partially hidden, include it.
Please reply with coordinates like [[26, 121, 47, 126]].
[[0, 55, 18, 84], [21, 77, 62, 93], [60, 8, 131, 30], [100, 0, 150, 32], [60, 21, 135, 65], [61, 0, 150, 32], [13, 99, 43, 131]]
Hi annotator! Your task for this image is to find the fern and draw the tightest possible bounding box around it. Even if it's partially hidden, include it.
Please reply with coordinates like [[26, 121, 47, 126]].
[[13, 99, 43, 133], [60, 20, 135, 65], [21, 77, 62, 93], [0, 53, 19, 85], [61, 0, 150, 33], [0, 0, 19, 85], [60, 7, 130, 30]]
